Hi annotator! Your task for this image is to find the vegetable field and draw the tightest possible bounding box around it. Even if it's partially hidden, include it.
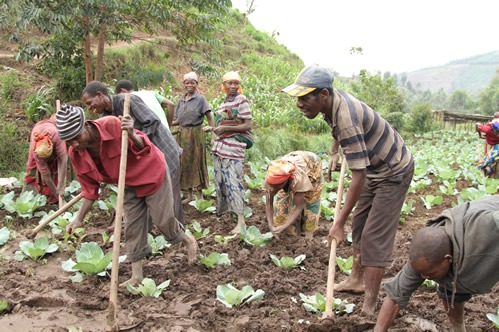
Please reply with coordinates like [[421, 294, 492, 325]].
[[1, 130, 498, 332]]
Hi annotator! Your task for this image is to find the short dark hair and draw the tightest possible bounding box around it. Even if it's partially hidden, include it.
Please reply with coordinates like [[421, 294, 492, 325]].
[[309, 87, 333, 96], [115, 79, 134, 94], [82, 81, 110, 97], [409, 227, 451, 264]]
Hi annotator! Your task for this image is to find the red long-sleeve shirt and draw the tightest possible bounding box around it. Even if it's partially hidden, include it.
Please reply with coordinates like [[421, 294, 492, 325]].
[[69, 116, 166, 200], [477, 123, 499, 145]]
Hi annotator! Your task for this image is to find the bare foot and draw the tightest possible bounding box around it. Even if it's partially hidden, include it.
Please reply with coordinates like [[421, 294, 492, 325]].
[[119, 277, 143, 288], [182, 233, 198, 264], [181, 195, 193, 205], [230, 223, 246, 235], [334, 278, 365, 293]]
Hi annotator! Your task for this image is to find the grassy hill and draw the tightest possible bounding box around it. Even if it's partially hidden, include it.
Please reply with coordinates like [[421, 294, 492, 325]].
[[404, 50, 499, 95], [0, 8, 313, 176]]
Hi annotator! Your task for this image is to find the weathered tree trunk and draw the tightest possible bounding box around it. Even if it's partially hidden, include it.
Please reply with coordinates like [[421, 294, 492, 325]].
[[94, 24, 106, 82], [82, 16, 93, 84]]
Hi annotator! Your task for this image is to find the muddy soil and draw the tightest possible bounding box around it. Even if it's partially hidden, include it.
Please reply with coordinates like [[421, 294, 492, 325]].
[[0, 182, 497, 332]]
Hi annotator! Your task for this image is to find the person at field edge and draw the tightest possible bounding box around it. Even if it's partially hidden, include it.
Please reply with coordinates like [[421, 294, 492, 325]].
[[23, 113, 68, 208], [282, 65, 414, 315], [263, 151, 324, 238], [115, 79, 175, 129], [81, 80, 184, 225], [56, 105, 198, 286], [476, 113, 499, 177], [203, 71, 254, 234], [374, 195, 499, 332], [172, 71, 215, 204]]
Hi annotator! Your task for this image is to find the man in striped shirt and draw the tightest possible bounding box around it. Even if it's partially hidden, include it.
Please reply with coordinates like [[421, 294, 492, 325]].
[[283, 65, 414, 316]]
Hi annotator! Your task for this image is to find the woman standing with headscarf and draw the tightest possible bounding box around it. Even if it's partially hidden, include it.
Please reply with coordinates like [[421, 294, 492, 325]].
[[263, 151, 323, 238], [23, 114, 68, 208], [203, 71, 254, 234], [172, 72, 214, 204]]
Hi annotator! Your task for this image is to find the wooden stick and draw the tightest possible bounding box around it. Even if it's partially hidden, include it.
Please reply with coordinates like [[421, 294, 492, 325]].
[[56, 100, 65, 208], [26, 193, 82, 239], [322, 156, 347, 321], [106, 93, 131, 332]]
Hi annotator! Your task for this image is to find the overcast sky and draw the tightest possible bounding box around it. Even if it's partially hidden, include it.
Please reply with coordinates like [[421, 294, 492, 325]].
[[231, 0, 498, 76]]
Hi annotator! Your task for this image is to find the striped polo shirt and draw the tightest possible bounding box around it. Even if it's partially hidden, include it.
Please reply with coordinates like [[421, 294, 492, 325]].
[[325, 89, 412, 179], [211, 93, 252, 160]]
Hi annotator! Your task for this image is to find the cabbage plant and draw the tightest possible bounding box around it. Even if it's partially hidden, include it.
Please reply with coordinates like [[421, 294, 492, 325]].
[[299, 292, 355, 314], [270, 254, 306, 270], [2, 191, 46, 218], [239, 225, 273, 247], [216, 284, 265, 308], [200, 252, 231, 269], [62, 242, 126, 282], [127, 278, 170, 298], [0, 227, 10, 246], [15, 236, 58, 261], [486, 306, 499, 328]]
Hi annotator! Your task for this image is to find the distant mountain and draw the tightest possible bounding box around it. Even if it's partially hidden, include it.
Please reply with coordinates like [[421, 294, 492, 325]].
[[403, 51, 499, 95]]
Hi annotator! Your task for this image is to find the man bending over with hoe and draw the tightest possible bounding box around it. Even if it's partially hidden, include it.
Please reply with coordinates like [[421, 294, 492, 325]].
[[56, 105, 198, 286], [374, 195, 499, 331]]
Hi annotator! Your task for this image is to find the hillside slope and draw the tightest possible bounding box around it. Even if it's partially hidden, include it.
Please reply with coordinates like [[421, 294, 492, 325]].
[[404, 50, 499, 95]]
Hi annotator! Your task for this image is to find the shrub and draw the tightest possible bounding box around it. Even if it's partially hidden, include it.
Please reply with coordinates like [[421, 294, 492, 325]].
[[0, 122, 29, 176]]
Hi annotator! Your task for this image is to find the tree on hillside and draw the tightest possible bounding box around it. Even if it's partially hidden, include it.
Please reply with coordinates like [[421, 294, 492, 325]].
[[477, 76, 499, 116], [0, 0, 231, 83], [348, 70, 406, 116], [448, 89, 471, 113]]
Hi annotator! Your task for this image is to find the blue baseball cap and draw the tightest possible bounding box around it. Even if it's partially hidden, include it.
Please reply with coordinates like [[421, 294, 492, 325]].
[[282, 65, 334, 97]]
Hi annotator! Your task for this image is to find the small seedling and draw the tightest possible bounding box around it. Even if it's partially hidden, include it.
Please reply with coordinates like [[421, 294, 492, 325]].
[[187, 221, 210, 239], [127, 278, 170, 298], [214, 234, 237, 246], [299, 292, 355, 314], [239, 225, 273, 247], [216, 283, 265, 308], [422, 279, 437, 288], [335, 255, 353, 275], [486, 306, 499, 328], [270, 254, 306, 270], [189, 197, 216, 213], [147, 233, 171, 255], [200, 252, 231, 269], [0, 227, 10, 246]]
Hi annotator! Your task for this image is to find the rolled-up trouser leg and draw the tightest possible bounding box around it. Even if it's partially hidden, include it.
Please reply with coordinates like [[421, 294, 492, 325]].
[[147, 169, 184, 245]]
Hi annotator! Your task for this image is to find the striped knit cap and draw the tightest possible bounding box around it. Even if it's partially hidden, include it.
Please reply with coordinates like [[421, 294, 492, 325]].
[[56, 105, 85, 140]]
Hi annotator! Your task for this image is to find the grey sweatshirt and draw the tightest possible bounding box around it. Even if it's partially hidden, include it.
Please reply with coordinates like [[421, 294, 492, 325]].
[[384, 195, 499, 307]]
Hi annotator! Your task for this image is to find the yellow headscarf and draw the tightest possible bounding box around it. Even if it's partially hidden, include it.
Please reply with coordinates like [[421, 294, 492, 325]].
[[221, 71, 243, 94]]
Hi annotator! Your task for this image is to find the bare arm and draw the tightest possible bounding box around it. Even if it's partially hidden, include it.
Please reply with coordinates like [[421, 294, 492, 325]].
[[205, 111, 216, 141], [66, 198, 95, 233], [328, 169, 366, 244], [213, 118, 252, 135], [271, 192, 305, 234], [120, 114, 145, 150], [161, 98, 175, 127], [374, 297, 400, 332], [40, 172, 58, 198], [328, 139, 340, 181], [265, 190, 276, 231], [56, 154, 68, 195]]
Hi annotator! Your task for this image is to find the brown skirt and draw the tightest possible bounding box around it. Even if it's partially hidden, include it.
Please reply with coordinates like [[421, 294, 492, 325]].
[[176, 125, 209, 191]]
